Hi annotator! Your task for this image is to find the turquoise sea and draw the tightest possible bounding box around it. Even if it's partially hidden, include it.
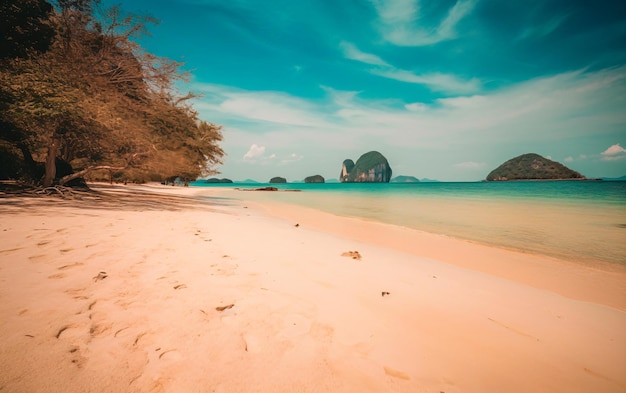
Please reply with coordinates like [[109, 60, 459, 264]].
[[191, 181, 626, 266]]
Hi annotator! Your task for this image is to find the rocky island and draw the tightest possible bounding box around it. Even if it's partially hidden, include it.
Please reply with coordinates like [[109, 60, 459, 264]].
[[304, 175, 325, 183], [269, 177, 287, 183], [340, 151, 392, 183], [204, 178, 233, 183], [486, 153, 586, 181]]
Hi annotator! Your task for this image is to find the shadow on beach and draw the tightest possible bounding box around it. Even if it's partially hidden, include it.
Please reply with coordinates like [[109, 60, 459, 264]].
[[0, 182, 235, 213]]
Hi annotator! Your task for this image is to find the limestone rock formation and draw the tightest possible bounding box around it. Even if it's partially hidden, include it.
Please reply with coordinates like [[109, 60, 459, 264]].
[[486, 153, 585, 181], [269, 177, 287, 183], [340, 151, 392, 183], [304, 175, 325, 183], [339, 159, 355, 181]]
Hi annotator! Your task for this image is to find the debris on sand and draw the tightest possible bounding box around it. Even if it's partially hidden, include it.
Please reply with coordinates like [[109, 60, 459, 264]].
[[341, 251, 361, 260], [216, 304, 235, 312]]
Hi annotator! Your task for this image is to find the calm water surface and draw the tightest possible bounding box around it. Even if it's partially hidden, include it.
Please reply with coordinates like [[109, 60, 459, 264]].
[[192, 181, 626, 265]]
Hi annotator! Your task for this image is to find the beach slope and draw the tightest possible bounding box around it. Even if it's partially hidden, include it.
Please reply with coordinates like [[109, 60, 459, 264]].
[[0, 184, 624, 392]]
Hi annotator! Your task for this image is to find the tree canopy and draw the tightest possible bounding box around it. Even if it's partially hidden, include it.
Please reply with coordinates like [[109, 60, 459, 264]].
[[0, 0, 223, 186]]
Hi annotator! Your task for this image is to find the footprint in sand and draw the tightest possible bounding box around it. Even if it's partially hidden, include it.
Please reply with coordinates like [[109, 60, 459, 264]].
[[68, 345, 87, 368], [384, 366, 410, 380], [216, 304, 234, 312], [57, 262, 84, 270], [55, 324, 74, 339], [157, 349, 181, 361]]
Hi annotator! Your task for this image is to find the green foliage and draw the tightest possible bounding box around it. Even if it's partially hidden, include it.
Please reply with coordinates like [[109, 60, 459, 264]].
[[304, 175, 324, 183], [205, 178, 232, 183], [486, 153, 585, 181], [345, 151, 392, 182], [342, 159, 355, 173]]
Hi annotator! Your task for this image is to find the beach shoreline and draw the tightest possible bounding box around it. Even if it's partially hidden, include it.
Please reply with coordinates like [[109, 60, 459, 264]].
[[1, 182, 625, 392]]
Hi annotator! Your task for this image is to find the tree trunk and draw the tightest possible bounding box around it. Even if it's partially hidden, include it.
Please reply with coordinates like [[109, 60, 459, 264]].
[[17, 142, 38, 179], [43, 138, 58, 187], [58, 165, 125, 186]]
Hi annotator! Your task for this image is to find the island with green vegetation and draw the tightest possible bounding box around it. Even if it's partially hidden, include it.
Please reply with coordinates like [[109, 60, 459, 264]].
[[339, 151, 392, 183], [486, 153, 586, 181], [204, 178, 233, 183], [269, 177, 287, 183], [304, 175, 325, 183], [0, 0, 223, 189]]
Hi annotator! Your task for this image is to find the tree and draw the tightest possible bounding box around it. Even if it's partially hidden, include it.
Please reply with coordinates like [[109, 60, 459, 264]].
[[0, 0, 223, 187], [0, 0, 55, 59]]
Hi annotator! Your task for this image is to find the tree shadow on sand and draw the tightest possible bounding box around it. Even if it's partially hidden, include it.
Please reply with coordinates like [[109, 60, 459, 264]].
[[0, 182, 235, 213]]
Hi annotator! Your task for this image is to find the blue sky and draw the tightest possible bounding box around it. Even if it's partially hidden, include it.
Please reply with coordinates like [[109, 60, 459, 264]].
[[110, 0, 626, 181]]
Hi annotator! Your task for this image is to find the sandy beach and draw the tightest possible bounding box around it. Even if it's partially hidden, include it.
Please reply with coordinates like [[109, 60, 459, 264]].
[[1, 183, 624, 393]]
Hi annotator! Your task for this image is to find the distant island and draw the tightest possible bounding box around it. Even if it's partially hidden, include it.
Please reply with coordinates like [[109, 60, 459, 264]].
[[486, 153, 586, 181], [269, 177, 287, 183], [340, 151, 392, 183], [204, 178, 233, 183], [304, 175, 325, 183], [601, 175, 626, 181], [391, 175, 420, 183]]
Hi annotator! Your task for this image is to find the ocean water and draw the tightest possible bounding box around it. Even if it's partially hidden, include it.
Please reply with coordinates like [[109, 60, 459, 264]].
[[191, 181, 626, 265]]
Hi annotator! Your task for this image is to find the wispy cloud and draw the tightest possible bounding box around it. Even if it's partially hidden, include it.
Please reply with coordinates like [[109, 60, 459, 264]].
[[280, 153, 304, 164], [193, 66, 626, 179], [371, 69, 480, 94], [340, 42, 480, 94], [193, 83, 329, 128], [454, 161, 486, 169], [370, 0, 478, 46], [519, 13, 569, 40], [340, 41, 389, 66]]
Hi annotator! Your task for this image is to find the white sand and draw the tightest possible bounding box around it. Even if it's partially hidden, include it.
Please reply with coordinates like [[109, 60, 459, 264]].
[[0, 183, 624, 393]]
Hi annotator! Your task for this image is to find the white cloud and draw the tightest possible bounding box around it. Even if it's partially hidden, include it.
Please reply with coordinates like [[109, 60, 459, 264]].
[[370, 0, 478, 46], [340, 41, 389, 66], [564, 156, 574, 163], [601, 144, 626, 160], [193, 66, 626, 180], [405, 102, 428, 112], [243, 144, 266, 161]]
